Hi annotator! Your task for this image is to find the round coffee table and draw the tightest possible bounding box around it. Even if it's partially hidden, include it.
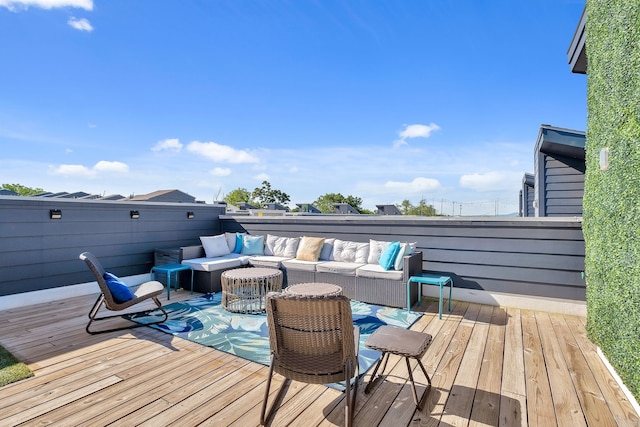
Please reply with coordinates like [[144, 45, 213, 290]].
[[221, 267, 283, 314], [284, 282, 343, 297]]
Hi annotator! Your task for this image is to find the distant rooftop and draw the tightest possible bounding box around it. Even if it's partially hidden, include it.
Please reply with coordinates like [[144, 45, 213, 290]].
[[536, 124, 586, 160]]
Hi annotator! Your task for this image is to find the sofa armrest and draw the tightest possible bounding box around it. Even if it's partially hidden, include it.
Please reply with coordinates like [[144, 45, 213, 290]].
[[402, 251, 423, 281], [181, 245, 206, 260]]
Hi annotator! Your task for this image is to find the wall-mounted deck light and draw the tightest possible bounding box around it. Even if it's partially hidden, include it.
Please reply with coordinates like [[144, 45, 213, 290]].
[[130, 210, 140, 219], [599, 147, 610, 171], [187, 211, 195, 219], [49, 209, 62, 219]]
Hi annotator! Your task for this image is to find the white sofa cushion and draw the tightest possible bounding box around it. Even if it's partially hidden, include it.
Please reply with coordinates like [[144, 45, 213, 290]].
[[296, 236, 325, 261], [356, 263, 404, 281], [182, 253, 249, 272], [200, 234, 231, 258], [393, 243, 410, 271], [225, 232, 245, 253], [367, 239, 391, 264], [316, 261, 365, 276], [281, 258, 327, 272], [248, 255, 291, 268], [332, 240, 369, 263], [319, 238, 336, 260], [264, 234, 300, 258]]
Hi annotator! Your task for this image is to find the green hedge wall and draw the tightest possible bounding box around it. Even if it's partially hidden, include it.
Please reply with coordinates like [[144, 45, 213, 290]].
[[584, 0, 640, 402]]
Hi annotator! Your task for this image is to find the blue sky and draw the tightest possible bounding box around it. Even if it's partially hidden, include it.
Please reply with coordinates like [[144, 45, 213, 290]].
[[1, 0, 586, 215]]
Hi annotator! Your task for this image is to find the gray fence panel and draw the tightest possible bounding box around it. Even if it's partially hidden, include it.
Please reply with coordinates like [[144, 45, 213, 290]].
[[0, 197, 224, 296], [220, 215, 586, 301]]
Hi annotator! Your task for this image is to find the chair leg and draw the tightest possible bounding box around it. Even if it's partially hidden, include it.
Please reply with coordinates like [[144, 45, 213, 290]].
[[260, 357, 289, 425], [364, 351, 389, 394], [343, 359, 359, 427], [86, 295, 169, 335], [406, 357, 421, 408], [260, 362, 275, 425], [406, 357, 431, 410]]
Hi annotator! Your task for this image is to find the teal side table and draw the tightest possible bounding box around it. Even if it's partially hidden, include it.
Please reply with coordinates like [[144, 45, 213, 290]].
[[150, 263, 194, 300], [407, 273, 453, 319]]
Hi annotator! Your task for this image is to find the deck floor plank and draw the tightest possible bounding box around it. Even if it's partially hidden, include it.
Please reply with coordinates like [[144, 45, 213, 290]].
[[0, 290, 636, 426], [522, 309, 558, 427], [535, 311, 588, 427], [469, 306, 506, 427]]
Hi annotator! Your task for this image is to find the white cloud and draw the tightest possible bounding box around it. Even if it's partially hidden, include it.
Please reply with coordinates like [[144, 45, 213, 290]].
[[394, 123, 440, 148], [254, 173, 270, 181], [187, 140, 259, 164], [210, 167, 231, 177], [68, 17, 92, 32], [152, 138, 183, 152], [459, 171, 521, 192], [94, 160, 129, 173], [50, 160, 129, 178], [0, 0, 93, 11], [50, 164, 94, 177], [383, 177, 441, 193]]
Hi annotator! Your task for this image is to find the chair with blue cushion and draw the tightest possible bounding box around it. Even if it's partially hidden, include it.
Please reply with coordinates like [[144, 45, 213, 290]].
[[80, 252, 168, 334]]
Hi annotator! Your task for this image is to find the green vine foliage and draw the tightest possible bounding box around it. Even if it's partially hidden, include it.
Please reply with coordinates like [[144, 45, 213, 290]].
[[584, 0, 640, 402]]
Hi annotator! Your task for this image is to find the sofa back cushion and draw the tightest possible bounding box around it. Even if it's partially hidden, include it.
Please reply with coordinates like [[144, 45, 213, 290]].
[[332, 239, 369, 263], [296, 236, 325, 261], [264, 234, 300, 258], [379, 241, 401, 270], [225, 232, 245, 253], [393, 242, 416, 270], [241, 235, 265, 255], [200, 234, 232, 258], [319, 238, 336, 260], [367, 239, 392, 264]]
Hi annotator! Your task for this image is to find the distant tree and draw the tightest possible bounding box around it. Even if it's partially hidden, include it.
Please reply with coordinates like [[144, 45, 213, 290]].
[[399, 199, 413, 215], [1, 183, 44, 196], [224, 188, 251, 207], [312, 192, 367, 214], [396, 198, 438, 216], [251, 181, 290, 208]]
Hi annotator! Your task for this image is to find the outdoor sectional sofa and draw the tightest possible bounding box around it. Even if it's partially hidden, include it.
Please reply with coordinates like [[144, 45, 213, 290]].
[[177, 233, 422, 309]]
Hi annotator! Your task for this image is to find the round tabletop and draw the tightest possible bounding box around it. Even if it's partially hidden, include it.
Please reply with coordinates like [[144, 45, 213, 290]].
[[284, 282, 343, 297], [221, 267, 282, 280]]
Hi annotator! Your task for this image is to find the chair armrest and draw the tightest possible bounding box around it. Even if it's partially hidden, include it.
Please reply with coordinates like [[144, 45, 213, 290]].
[[402, 251, 423, 282], [181, 245, 205, 260]]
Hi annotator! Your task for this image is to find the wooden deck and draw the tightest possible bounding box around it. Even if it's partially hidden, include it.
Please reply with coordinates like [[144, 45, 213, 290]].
[[0, 291, 637, 426]]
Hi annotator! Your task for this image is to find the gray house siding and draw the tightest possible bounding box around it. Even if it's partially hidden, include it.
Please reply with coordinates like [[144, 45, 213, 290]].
[[220, 215, 585, 301], [0, 197, 224, 296], [520, 173, 535, 217], [533, 125, 586, 217], [542, 155, 585, 217]]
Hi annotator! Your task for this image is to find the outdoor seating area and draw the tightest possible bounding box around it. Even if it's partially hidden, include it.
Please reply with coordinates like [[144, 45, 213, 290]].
[[172, 233, 423, 309], [0, 288, 637, 426]]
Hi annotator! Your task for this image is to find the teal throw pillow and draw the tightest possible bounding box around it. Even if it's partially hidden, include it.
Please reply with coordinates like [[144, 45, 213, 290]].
[[241, 234, 265, 255], [379, 241, 401, 271], [103, 272, 135, 303], [233, 233, 243, 254]]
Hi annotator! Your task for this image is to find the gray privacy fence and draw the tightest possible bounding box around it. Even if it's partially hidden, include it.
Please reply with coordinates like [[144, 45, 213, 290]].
[[0, 197, 223, 296], [0, 195, 585, 302], [220, 214, 586, 301]]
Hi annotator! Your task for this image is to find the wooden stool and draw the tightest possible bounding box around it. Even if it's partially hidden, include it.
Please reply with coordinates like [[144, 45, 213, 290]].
[[364, 325, 432, 409]]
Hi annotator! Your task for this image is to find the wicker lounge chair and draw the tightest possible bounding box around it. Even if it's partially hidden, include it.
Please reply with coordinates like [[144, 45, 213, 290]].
[[261, 292, 359, 427], [80, 252, 168, 334]]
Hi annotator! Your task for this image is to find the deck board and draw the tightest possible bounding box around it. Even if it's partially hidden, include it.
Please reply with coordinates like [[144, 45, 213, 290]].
[[0, 291, 637, 426]]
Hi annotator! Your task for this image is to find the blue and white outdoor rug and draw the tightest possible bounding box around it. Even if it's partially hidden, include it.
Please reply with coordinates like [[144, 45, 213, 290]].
[[128, 293, 422, 379]]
